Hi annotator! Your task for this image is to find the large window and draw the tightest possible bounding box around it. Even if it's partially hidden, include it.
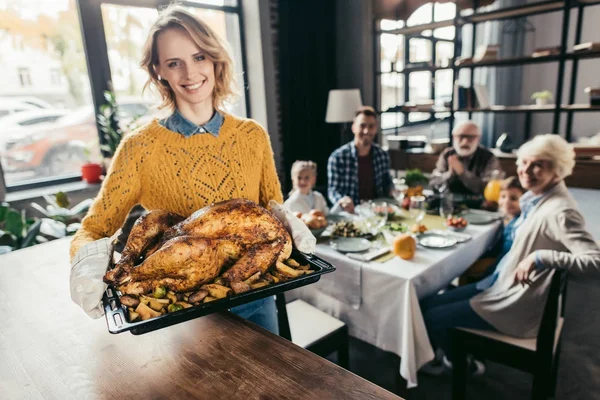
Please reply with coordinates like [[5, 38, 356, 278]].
[[378, 2, 456, 134], [0, 0, 95, 186], [1, 0, 247, 192]]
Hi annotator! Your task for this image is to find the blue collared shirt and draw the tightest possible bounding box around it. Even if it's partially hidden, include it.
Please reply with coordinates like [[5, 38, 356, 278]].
[[327, 142, 394, 205], [477, 190, 547, 290], [159, 109, 224, 137]]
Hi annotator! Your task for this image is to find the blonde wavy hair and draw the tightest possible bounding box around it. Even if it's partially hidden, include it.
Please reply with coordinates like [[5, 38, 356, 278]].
[[516, 134, 575, 180], [140, 5, 237, 112]]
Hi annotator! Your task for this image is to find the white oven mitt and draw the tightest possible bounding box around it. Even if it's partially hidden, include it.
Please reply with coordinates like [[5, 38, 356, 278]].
[[70, 229, 121, 319], [269, 200, 316, 254]]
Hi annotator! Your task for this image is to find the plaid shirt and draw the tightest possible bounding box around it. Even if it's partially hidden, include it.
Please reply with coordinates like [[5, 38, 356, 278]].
[[327, 142, 394, 205]]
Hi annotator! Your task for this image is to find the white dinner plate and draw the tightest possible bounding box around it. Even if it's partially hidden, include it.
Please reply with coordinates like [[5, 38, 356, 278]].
[[418, 233, 458, 249], [330, 237, 372, 253], [463, 213, 495, 225]]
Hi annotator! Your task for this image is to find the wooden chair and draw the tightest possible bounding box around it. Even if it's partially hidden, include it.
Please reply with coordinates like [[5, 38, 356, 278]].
[[452, 270, 567, 400], [276, 293, 349, 369]]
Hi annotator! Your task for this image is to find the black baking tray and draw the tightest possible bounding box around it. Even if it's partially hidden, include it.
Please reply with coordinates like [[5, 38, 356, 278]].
[[103, 250, 335, 335]]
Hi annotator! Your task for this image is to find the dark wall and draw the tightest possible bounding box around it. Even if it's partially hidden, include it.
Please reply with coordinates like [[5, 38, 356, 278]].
[[277, 0, 340, 195]]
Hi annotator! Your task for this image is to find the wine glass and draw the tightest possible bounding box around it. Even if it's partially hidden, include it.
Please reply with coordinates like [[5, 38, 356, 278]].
[[409, 196, 426, 224], [439, 192, 454, 220], [369, 201, 389, 234], [356, 201, 388, 236]]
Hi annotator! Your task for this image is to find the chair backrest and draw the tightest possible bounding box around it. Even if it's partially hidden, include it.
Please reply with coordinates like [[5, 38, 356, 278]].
[[536, 270, 567, 360]]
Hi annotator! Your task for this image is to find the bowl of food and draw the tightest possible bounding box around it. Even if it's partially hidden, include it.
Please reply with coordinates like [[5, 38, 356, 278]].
[[330, 220, 372, 238], [446, 216, 468, 232], [295, 210, 328, 236]]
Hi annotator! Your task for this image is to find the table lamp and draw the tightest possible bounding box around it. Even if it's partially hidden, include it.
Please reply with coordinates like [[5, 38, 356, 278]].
[[325, 89, 362, 144]]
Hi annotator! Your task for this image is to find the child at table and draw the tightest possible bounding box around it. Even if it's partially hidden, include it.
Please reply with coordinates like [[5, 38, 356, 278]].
[[421, 176, 526, 376], [458, 176, 525, 285], [284, 160, 329, 215]]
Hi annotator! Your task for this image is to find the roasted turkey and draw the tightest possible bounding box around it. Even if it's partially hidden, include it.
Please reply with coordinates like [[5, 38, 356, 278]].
[[104, 199, 292, 295]]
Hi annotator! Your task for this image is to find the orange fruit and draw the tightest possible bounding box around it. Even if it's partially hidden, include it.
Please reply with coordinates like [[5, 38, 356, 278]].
[[393, 234, 416, 260]]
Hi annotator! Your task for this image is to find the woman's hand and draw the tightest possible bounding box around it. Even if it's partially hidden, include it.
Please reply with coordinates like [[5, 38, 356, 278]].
[[514, 253, 538, 286]]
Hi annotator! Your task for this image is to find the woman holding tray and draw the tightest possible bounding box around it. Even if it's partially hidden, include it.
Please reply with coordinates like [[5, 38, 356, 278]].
[[69, 5, 313, 334]]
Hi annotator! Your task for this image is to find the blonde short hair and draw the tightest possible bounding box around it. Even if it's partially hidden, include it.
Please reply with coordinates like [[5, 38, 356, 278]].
[[516, 134, 575, 179], [140, 5, 237, 112], [291, 160, 317, 178]]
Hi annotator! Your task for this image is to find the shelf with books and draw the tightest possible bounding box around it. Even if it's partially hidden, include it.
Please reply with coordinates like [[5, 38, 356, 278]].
[[374, 0, 600, 143], [465, 0, 565, 24], [456, 104, 600, 113], [456, 105, 557, 113], [384, 19, 455, 35], [453, 49, 600, 69], [400, 65, 451, 74], [383, 105, 451, 113], [562, 104, 600, 112]]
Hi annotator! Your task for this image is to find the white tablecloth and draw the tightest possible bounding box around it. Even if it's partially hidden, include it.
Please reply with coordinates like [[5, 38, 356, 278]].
[[288, 221, 502, 388]]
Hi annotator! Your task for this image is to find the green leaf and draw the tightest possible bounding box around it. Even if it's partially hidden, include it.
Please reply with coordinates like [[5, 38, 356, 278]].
[[0, 231, 16, 246], [4, 209, 24, 238], [20, 220, 42, 248], [0, 205, 8, 223]]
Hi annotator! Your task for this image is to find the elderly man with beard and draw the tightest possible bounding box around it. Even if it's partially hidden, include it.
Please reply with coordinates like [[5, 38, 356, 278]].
[[327, 106, 394, 213], [430, 121, 501, 195]]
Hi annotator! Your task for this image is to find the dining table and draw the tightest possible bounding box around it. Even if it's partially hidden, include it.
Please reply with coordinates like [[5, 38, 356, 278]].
[[0, 237, 402, 400], [288, 212, 503, 388]]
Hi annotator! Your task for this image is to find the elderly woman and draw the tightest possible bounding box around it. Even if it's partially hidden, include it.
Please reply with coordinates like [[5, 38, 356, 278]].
[[420, 134, 600, 375]]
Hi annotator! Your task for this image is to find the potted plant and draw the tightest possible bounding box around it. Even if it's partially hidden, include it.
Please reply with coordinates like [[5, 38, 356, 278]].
[[97, 90, 124, 171], [80, 145, 103, 184], [0, 202, 43, 254], [531, 90, 553, 106]]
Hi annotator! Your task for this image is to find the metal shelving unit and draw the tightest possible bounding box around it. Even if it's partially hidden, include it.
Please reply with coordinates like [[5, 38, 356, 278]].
[[374, 0, 600, 142]]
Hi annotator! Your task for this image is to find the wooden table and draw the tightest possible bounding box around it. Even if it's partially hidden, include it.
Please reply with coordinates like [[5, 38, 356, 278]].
[[0, 238, 401, 400]]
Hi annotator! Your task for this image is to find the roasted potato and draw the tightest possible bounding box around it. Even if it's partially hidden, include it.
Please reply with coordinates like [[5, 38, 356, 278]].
[[128, 308, 140, 322], [140, 295, 170, 312], [285, 258, 300, 268], [203, 296, 217, 303], [166, 291, 179, 304], [176, 301, 193, 309], [249, 281, 270, 290], [276, 261, 305, 278], [201, 284, 233, 299], [135, 302, 162, 320]]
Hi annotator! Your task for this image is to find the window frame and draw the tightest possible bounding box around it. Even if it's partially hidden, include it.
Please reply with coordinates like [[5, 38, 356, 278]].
[[377, 2, 457, 134], [3, 0, 250, 193]]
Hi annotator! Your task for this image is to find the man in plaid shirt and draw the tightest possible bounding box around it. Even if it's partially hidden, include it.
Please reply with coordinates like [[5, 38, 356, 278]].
[[327, 106, 394, 213]]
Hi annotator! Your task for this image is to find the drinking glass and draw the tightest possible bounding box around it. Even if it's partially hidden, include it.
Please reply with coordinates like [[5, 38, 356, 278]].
[[356, 201, 388, 235], [439, 192, 454, 219], [369, 201, 389, 234], [409, 196, 426, 224]]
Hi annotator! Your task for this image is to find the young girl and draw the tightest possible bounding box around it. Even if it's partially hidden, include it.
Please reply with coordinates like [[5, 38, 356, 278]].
[[69, 5, 309, 334], [284, 160, 329, 215]]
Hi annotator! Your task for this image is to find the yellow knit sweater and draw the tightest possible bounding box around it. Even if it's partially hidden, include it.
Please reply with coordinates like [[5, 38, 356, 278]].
[[70, 113, 283, 260]]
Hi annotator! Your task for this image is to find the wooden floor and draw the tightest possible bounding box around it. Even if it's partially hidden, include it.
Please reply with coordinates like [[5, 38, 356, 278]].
[[328, 337, 533, 400]]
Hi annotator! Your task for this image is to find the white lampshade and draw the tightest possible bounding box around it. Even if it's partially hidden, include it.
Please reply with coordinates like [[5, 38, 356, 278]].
[[325, 89, 363, 123]]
